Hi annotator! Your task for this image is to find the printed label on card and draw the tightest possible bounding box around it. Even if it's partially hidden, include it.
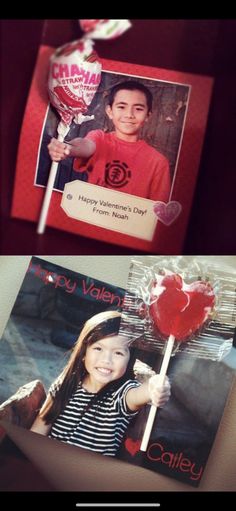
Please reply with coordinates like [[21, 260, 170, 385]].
[[61, 181, 157, 241]]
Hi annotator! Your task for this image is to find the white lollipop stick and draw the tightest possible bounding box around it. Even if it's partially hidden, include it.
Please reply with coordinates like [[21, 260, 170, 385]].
[[37, 121, 70, 234], [140, 334, 175, 452]]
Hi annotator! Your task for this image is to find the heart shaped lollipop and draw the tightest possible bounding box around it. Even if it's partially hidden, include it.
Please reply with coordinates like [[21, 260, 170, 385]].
[[149, 273, 215, 341], [140, 271, 215, 452]]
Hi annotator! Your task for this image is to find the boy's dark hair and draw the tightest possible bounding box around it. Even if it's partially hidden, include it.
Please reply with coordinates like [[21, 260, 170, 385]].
[[108, 80, 153, 112]]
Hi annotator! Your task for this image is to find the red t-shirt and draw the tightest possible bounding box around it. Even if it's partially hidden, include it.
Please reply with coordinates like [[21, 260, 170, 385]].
[[73, 130, 170, 201]]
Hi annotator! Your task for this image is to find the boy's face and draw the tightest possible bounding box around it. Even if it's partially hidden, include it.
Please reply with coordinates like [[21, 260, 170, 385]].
[[106, 89, 151, 142]]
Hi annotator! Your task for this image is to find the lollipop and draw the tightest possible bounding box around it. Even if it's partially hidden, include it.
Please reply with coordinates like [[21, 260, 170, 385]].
[[149, 273, 215, 341], [37, 38, 101, 234], [140, 271, 215, 451], [119, 257, 235, 456], [37, 19, 131, 234], [47, 39, 101, 126]]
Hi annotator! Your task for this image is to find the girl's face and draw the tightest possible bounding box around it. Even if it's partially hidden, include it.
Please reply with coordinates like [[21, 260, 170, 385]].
[[83, 335, 130, 392], [106, 89, 150, 142]]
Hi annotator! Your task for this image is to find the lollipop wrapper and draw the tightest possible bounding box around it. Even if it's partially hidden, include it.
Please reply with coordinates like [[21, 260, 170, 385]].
[[79, 19, 131, 39], [149, 274, 215, 341], [48, 19, 131, 126], [48, 38, 102, 126], [119, 257, 236, 361]]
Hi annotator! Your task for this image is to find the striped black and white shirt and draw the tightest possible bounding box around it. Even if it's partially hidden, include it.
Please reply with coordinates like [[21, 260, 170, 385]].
[[49, 380, 141, 456]]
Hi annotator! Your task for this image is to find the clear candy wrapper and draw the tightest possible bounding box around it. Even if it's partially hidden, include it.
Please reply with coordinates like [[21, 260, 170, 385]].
[[120, 256, 236, 361]]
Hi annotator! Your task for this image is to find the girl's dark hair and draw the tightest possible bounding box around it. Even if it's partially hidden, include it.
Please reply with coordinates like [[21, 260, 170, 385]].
[[108, 80, 153, 112], [40, 311, 133, 424]]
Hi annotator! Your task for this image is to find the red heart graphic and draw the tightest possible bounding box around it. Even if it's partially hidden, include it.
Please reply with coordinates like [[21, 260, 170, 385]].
[[149, 273, 215, 341], [125, 438, 141, 456], [153, 201, 182, 225]]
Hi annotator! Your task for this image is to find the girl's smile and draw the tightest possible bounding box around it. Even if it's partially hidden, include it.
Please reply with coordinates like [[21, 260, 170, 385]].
[[83, 335, 130, 392]]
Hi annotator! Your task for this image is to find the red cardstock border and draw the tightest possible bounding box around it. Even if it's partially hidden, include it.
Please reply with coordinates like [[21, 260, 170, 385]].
[[11, 46, 213, 253]]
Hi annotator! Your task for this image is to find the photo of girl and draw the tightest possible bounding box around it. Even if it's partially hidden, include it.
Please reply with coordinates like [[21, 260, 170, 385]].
[[31, 310, 171, 456]]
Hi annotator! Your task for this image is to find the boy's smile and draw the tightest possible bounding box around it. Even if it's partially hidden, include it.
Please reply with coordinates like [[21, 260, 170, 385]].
[[106, 89, 150, 142]]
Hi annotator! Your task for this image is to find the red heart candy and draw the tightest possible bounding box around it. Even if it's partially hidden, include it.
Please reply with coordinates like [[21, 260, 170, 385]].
[[149, 274, 215, 341], [125, 438, 141, 456], [159, 273, 183, 289]]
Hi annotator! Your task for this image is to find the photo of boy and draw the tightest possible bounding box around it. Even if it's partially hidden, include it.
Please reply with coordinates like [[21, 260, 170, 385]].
[[35, 72, 189, 202], [47, 81, 171, 202]]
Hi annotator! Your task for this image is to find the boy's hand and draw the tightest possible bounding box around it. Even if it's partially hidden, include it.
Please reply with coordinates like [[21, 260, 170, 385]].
[[48, 138, 71, 162], [148, 374, 171, 407]]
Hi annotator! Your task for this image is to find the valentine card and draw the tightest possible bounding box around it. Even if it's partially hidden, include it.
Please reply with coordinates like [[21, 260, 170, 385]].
[[117, 256, 236, 487], [11, 44, 213, 253], [0, 256, 235, 491]]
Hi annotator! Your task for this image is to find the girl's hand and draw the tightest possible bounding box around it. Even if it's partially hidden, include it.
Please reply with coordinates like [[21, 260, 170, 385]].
[[48, 138, 71, 162], [148, 374, 171, 407]]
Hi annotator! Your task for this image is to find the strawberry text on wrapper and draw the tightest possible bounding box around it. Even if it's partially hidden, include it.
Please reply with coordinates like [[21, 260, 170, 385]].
[[48, 39, 102, 126], [149, 273, 216, 342]]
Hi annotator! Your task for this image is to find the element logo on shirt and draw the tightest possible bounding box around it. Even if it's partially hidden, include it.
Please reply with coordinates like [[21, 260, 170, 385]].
[[104, 160, 132, 188]]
